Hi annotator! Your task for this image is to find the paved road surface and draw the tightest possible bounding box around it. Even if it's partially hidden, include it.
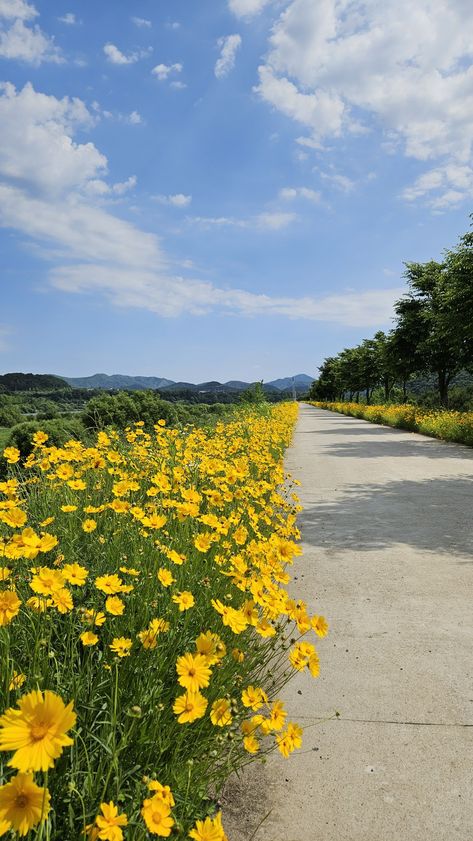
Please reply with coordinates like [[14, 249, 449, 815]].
[[224, 404, 473, 841]]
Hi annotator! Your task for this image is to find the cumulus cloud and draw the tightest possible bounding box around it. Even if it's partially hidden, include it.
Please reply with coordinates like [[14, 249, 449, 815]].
[[228, 0, 271, 18], [154, 193, 192, 207], [0, 80, 399, 327], [215, 34, 241, 79], [0, 0, 37, 20], [0, 0, 60, 63], [279, 186, 321, 202], [151, 62, 182, 80], [103, 43, 151, 65], [254, 0, 473, 206]]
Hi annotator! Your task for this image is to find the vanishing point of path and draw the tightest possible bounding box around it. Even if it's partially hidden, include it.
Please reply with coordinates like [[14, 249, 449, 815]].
[[224, 404, 473, 841]]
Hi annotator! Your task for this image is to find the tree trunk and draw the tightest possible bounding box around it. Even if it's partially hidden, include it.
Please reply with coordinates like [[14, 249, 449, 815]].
[[438, 369, 449, 407], [384, 378, 390, 402]]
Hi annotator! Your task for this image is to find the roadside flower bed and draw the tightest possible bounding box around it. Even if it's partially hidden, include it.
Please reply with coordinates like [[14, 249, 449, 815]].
[[0, 404, 327, 839], [309, 401, 473, 447]]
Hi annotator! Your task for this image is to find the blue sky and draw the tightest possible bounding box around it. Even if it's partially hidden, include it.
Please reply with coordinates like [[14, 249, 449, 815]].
[[1, 0, 473, 382]]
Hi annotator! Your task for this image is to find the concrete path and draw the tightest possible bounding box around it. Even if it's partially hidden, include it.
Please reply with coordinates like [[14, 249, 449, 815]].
[[224, 405, 473, 841]]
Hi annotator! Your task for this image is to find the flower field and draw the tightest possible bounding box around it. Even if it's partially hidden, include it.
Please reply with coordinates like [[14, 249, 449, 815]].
[[310, 401, 473, 447], [0, 403, 327, 839]]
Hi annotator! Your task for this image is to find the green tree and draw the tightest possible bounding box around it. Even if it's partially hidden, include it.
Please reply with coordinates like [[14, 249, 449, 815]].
[[398, 261, 462, 406]]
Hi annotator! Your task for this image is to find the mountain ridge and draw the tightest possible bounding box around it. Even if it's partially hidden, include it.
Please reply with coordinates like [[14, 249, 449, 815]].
[[61, 373, 314, 393]]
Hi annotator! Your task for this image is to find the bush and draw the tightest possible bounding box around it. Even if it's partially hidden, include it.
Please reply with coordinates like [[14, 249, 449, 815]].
[[5, 418, 86, 459]]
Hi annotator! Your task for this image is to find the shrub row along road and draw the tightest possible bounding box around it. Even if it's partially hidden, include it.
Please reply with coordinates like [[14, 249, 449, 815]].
[[224, 404, 473, 841]]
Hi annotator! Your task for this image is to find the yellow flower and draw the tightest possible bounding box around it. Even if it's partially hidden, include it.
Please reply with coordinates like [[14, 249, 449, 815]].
[[105, 596, 125, 616], [81, 608, 106, 627], [0, 567, 11, 581], [3, 447, 20, 465], [173, 691, 208, 724], [109, 637, 132, 658], [30, 566, 64, 596], [32, 431, 48, 446], [8, 672, 26, 691], [241, 686, 267, 712], [68, 479, 86, 490], [195, 631, 225, 665], [172, 591, 194, 611], [311, 615, 329, 637], [82, 519, 97, 533], [141, 794, 174, 836], [176, 653, 211, 692], [243, 734, 260, 754], [0, 590, 21, 626], [80, 631, 99, 646], [0, 689, 76, 772], [95, 574, 126, 595], [51, 587, 73, 614], [0, 508, 27, 528], [146, 781, 174, 807], [0, 773, 50, 836], [276, 722, 303, 757], [188, 813, 226, 841], [61, 505, 77, 513], [157, 567, 174, 587], [119, 566, 140, 576], [95, 801, 128, 841], [210, 698, 232, 727], [62, 563, 88, 586], [194, 533, 213, 553]]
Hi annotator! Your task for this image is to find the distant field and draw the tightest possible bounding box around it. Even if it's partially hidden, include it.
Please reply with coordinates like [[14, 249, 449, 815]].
[[0, 427, 10, 449]]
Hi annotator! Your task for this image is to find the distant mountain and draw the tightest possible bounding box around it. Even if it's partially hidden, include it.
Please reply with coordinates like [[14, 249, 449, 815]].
[[63, 374, 175, 390], [268, 374, 314, 391], [61, 372, 314, 394], [0, 373, 69, 392]]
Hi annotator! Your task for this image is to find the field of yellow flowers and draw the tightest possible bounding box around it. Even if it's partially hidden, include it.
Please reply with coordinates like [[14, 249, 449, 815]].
[[0, 404, 327, 840], [310, 401, 473, 447]]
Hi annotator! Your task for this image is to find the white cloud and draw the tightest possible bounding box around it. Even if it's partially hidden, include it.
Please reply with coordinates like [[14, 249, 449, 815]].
[[318, 169, 355, 192], [0, 80, 399, 327], [190, 211, 296, 230], [152, 62, 182, 80], [131, 16, 151, 28], [126, 110, 142, 125], [57, 12, 76, 25], [0, 0, 37, 20], [85, 175, 137, 198], [279, 186, 321, 202], [103, 43, 134, 65], [255, 0, 473, 206], [170, 80, 186, 90], [104, 44, 151, 66], [0, 81, 104, 196], [228, 0, 271, 19], [0, 0, 60, 64], [165, 21, 180, 30], [215, 34, 241, 79], [154, 193, 192, 207]]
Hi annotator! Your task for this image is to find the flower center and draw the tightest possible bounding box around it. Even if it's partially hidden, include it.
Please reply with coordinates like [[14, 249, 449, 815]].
[[30, 721, 49, 741], [15, 795, 28, 808]]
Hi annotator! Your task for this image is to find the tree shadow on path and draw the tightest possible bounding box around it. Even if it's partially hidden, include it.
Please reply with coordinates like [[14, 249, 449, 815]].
[[300, 475, 473, 558]]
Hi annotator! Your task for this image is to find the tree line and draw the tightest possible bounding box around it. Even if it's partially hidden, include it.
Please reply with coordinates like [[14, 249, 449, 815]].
[[309, 219, 473, 407]]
